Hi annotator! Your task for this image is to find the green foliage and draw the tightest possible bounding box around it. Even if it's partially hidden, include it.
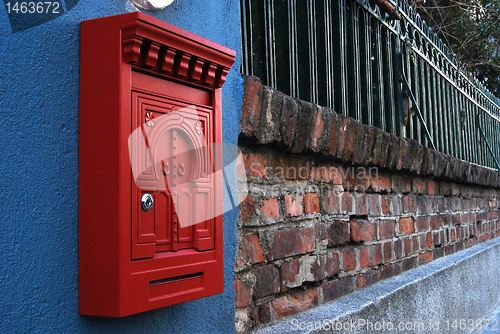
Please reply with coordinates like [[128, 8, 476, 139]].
[[412, 0, 500, 95]]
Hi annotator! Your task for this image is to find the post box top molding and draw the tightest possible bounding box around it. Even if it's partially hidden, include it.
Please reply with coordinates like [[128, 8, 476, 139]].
[[83, 12, 236, 88]]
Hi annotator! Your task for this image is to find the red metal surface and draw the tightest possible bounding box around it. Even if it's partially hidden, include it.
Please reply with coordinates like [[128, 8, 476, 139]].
[[79, 12, 235, 317]]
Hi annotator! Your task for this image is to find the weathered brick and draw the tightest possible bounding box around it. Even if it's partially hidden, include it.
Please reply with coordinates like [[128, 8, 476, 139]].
[[322, 190, 340, 214], [325, 112, 339, 157], [416, 216, 430, 232], [355, 194, 368, 215], [284, 194, 303, 217], [293, 100, 318, 153], [341, 192, 353, 214], [280, 259, 300, 291], [342, 246, 357, 271], [399, 217, 415, 234], [368, 194, 381, 216], [273, 155, 311, 180], [268, 227, 314, 260], [259, 198, 280, 218], [326, 221, 350, 247], [253, 264, 280, 298], [412, 178, 427, 194], [255, 87, 283, 144], [236, 235, 264, 268], [322, 277, 354, 303], [271, 288, 319, 319], [379, 219, 396, 239], [251, 303, 272, 326], [371, 244, 382, 266], [381, 196, 390, 215], [310, 105, 325, 152], [240, 76, 262, 137], [394, 239, 403, 259], [444, 244, 455, 255], [403, 238, 412, 256], [234, 279, 252, 308], [280, 95, 300, 149], [390, 195, 403, 215], [313, 164, 342, 184], [359, 246, 370, 268], [243, 152, 268, 179], [336, 116, 355, 161], [350, 219, 376, 242], [401, 257, 418, 272], [240, 195, 255, 221], [392, 175, 412, 193], [403, 195, 417, 213], [369, 174, 392, 193], [383, 241, 392, 262], [356, 269, 381, 289], [369, 127, 385, 166], [325, 250, 340, 277], [418, 251, 433, 265], [304, 193, 320, 214], [432, 247, 444, 260], [430, 215, 442, 230]]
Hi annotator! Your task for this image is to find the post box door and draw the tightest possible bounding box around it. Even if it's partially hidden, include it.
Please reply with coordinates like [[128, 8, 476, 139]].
[[130, 90, 215, 260]]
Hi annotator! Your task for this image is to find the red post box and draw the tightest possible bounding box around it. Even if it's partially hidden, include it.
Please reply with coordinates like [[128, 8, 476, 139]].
[[79, 12, 235, 317]]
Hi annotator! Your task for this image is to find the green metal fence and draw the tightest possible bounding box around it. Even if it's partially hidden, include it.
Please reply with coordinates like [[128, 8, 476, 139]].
[[241, 0, 500, 171]]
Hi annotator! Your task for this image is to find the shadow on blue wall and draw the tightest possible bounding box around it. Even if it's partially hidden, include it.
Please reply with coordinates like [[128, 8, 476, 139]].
[[0, 0, 242, 332]]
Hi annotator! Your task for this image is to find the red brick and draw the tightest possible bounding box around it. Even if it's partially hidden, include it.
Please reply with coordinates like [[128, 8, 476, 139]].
[[284, 194, 303, 217], [350, 219, 376, 242], [325, 113, 339, 157], [412, 178, 427, 194], [343, 167, 370, 192], [445, 244, 455, 255], [337, 117, 355, 161], [418, 251, 433, 265], [243, 152, 268, 179], [240, 76, 262, 137], [359, 246, 370, 268], [304, 193, 320, 214], [399, 217, 415, 234], [342, 247, 357, 271], [426, 232, 433, 248], [403, 195, 417, 213], [381, 196, 390, 215], [322, 190, 340, 214], [325, 250, 340, 277], [341, 192, 353, 214], [268, 227, 314, 260], [427, 180, 436, 195], [392, 175, 411, 193], [273, 155, 311, 180], [240, 195, 255, 221], [234, 279, 252, 308], [251, 303, 272, 326], [449, 227, 457, 242], [236, 235, 264, 267], [322, 277, 354, 303], [280, 259, 300, 291], [383, 242, 392, 262], [326, 221, 350, 247], [379, 219, 396, 239], [413, 235, 420, 252], [416, 216, 430, 232], [430, 215, 442, 230], [310, 106, 324, 152], [403, 238, 412, 256], [312, 255, 326, 282], [259, 198, 280, 218], [355, 194, 368, 215], [271, 288, 319, 319], [356, 269, 381, 289], [371, 244, 382, 266], [253, 264, 280, 298], [312, 164, 342, 184], [369, 174, 392, 193], [402, 257, 418, 271], [394, 239, 403, 258], [368, 194, 381, 216]]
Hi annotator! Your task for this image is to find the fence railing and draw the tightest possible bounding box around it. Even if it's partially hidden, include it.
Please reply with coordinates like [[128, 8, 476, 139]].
[[240, 0, 500, 171]]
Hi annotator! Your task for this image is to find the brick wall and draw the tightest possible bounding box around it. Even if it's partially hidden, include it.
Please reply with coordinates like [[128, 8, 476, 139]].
[[234, 76, 500, 333]]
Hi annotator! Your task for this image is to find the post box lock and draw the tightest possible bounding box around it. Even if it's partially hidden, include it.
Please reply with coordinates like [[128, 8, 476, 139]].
[[141, 193, 154, 211]]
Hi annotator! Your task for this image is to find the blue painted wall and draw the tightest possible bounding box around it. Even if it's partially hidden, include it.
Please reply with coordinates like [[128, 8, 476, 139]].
[[0, 0, 242, 332]]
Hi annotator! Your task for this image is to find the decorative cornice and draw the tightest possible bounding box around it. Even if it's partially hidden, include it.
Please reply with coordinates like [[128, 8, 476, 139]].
[[121, 14, 234, 89]]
